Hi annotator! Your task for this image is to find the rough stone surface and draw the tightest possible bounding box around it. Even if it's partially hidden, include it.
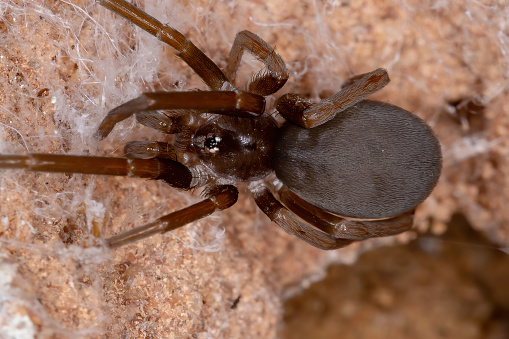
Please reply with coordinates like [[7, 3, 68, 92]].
[[283, 214, 509, 339], [0, 0, 507, 338]]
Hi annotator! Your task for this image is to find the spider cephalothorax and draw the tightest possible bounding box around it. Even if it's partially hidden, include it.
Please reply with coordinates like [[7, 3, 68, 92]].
[[192, 115, 277, 182], [0, 0, 441, 250]]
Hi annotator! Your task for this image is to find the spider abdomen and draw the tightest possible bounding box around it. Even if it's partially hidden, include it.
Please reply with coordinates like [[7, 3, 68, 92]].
[[273, 100, 442, 219]]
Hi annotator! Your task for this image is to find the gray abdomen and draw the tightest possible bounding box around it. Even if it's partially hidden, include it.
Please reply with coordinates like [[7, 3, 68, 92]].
[[272, 100, 442, 219]]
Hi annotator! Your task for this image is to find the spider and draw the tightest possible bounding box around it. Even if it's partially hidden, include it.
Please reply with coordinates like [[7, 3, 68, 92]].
[[0, 0, 442, 250]]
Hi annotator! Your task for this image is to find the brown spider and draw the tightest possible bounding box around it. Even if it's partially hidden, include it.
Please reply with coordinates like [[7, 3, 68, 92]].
[[0, 0, 441, 250]]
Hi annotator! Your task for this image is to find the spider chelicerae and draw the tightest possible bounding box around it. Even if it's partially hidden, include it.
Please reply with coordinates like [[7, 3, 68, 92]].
[[0, 0, 442, 250]]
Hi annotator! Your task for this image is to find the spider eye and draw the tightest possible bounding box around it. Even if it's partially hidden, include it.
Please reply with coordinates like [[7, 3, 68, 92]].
[[205, 136, 222, 153]]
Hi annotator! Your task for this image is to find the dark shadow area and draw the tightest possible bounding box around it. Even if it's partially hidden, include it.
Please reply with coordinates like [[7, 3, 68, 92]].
[[282, 213, 509, 339]]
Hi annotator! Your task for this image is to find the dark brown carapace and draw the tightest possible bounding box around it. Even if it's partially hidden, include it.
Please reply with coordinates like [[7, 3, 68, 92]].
[[0, 0, 441, 250]]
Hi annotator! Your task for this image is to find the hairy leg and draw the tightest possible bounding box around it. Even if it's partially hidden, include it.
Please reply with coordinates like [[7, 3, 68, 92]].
[[95, 91, 265, 139], [105, 185, 238, 248], [99, 0, 230, 90], [253, 187, 353, 250], [276, 68, 390, 128], [225, 30, 289, 96], [123, 141, 183, 162], [0, 154, 192, 189], [278, 186, 414, 241]]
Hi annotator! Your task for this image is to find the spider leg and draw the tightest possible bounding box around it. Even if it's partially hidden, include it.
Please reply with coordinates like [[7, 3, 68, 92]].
[[278, 186, 414, 241], [105, 185, 238, 248], [95, 91, 265, 139], [0, 154, 192, 189], [276, 68, 390, 128], [124, 141, 182, 161], [225, 31, 289, 96], [135, 110, 189, 134], [253, 187, 353, 250], [99, 0, 230, 90]]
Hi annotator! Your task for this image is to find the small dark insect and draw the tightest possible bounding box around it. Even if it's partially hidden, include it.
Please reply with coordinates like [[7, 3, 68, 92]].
[[231, 295, 241, 310], [0, 0, 441, 250]]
